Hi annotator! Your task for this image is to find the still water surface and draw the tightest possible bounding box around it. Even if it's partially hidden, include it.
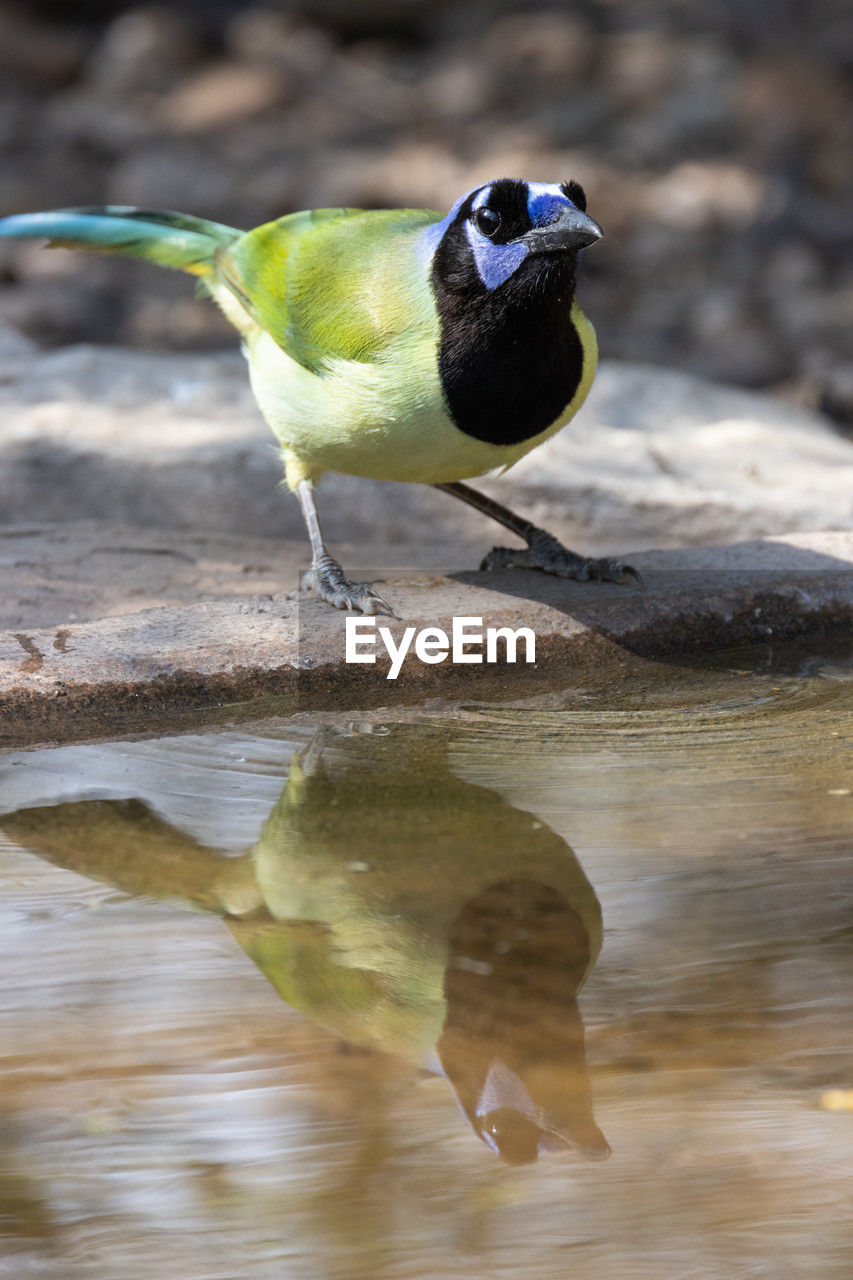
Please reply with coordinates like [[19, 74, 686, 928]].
[[1, 644, 851, 1278]]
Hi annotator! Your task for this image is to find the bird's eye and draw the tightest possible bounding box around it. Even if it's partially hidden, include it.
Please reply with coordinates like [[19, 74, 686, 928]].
[[473, 207, 501, 237]]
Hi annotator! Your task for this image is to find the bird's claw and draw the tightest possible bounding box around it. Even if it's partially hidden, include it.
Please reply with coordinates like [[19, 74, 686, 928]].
[[301, 558, 396, 616], [571, 556, 644, 588], [480, 532, 642, 588]]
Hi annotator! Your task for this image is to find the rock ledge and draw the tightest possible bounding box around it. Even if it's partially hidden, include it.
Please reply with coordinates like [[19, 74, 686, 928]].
[[1, 531, 850, 749]]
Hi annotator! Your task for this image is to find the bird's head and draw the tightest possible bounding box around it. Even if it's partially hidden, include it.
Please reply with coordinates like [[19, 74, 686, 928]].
[[425, 177, 602, 296]]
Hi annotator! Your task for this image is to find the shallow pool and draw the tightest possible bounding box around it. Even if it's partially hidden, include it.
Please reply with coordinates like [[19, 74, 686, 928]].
[[1, 641, 851, 1279]]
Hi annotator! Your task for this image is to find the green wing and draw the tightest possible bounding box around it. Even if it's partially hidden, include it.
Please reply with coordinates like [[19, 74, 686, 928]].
[[215, 207, 441, 372]]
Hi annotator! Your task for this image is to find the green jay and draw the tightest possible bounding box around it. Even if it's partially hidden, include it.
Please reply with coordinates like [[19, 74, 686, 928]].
[[0, 178, 638, 613]]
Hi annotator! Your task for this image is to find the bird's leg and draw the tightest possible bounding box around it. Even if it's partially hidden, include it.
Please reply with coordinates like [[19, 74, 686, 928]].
[[296, 480, 395, 615], [434, 481, 641, 586]]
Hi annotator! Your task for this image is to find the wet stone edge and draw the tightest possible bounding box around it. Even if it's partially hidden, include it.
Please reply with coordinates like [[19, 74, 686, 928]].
[[0, 583, 850, 751]]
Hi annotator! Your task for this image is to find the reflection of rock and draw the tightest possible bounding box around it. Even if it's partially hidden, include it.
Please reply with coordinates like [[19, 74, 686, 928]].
[[1, 727, 605, 1164]]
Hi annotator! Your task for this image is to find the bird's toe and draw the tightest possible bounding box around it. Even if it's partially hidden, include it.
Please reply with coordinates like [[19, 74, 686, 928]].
[[479, 538, 641, 588], [302, 560, 396, 616], [579, 556, 643, 587], [479, 546, 530, 572], [601, 560, 644, 588], [342, 583, 397, 617]]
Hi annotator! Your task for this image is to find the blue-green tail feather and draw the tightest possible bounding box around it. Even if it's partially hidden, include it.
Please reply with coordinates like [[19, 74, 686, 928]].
[[0, 206, 242, 274]]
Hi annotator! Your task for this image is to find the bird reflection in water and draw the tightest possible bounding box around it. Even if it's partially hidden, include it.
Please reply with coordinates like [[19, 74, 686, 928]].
[[2, 726, 608, 1164]]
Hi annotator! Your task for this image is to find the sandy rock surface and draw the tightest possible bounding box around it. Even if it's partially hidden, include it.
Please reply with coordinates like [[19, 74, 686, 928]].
[[0, 329, 850, 742], [0, 531, 850, 749]]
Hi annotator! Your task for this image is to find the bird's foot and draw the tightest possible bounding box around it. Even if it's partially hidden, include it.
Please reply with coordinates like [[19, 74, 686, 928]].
[[480, 530, 642, 587], [301, 555, 396, 615]]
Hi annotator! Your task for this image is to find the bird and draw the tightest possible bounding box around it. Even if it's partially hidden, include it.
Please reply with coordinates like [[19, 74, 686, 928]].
[[0, 178, 639, 614]]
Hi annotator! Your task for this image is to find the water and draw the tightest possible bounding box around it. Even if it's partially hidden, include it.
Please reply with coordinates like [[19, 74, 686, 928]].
[[1, 643, 851, 1279]]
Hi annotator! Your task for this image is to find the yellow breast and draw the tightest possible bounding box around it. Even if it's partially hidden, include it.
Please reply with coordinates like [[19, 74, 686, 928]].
[[244, 302, 597, 491]]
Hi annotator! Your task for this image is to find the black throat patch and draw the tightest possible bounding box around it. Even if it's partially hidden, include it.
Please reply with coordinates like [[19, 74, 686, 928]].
[[431, 195, 586, 448]]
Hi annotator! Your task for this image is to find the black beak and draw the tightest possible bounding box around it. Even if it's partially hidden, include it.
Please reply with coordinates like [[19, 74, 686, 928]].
[[522, 208, 603, 254]]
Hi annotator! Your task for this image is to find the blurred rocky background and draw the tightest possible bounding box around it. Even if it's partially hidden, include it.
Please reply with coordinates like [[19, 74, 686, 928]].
[[0, 0, 850, 427]]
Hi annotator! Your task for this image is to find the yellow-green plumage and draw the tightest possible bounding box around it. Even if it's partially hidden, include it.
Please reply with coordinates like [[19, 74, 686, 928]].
[[217, 208, 438, 368], [206, 206, 596, 489]]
